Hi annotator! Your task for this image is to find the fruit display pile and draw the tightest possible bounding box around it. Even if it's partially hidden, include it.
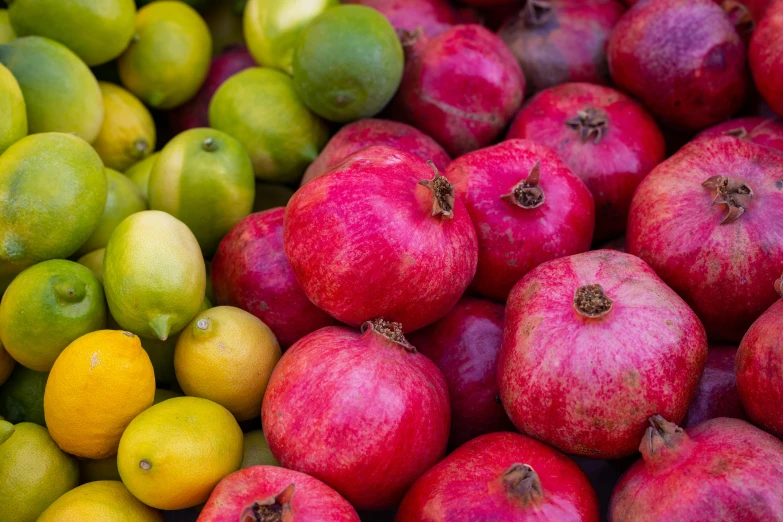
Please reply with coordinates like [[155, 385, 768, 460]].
[[1, 0, 783, 520]]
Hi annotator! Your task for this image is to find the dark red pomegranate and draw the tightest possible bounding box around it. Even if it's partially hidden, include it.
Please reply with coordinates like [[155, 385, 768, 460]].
[[695, 116, 783, 152], [498, 250, 708, 458], [262, 320, 450, 511], [393, 25, 524, 157], [407, 297, 514, 448], [301, 119, 450, 185], [750, 0, 783, 118], [198, 465, 360, 522], [211, 208, 339, 348], [498, 0, 625, 94], [627, 136, 783, 342], [683, 345, 746, 428], [608, 0, 747, 131], [342, 0, 456, 38], [444, 139, 594, 301], [283, 146, 478, 332], [507, 82, 665, 242], [609, 416, 783, 520], [396, 432, 599, 522]]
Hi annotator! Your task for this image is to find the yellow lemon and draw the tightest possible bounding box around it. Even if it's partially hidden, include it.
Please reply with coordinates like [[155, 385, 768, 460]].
[[76, 248, 105, 283], [0, 10, 16, 44], [0, 62, 26, 154], [78, 456, 121, 484], [241, 429, 279, 468], [124, 151, 159, 201], [38, 480, 163, 522], [0, 340, 13, 385]]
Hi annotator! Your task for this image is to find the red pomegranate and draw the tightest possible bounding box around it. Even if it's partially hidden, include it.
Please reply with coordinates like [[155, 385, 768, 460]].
[[262, 321, 450, 511], [342, 0, 456, 38], [694, 116, 783, 152], [198, 465, 360, 522], [211, 208, 339, 348], [683, 345, 746, 428], [627, 136, 783, 342], [407, 297, 514, 448], [498, 0, 625, 94], [507, 82, 665, 242], [498, 250, 708, 458], [301, 119, 450, 185], [609, 416, 783, 520], [393, 25, 524, 157], [750, 0, 783, 118], [283, 146, 478, 332], [608, 0, 747, 131], [396, 432, 600, 522], [444, 139, 594, 301]]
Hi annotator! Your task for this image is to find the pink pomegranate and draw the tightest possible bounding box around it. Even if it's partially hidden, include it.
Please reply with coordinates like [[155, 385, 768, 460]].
[[342, 0, 456, 38], [695, 116, 783, 152], [283, 146, 478, 332], [407, 297, 514, 448], [608, 0, 747, 131], [444, 139, 594, 301], [262, 320, 450, 510], [750, 0, 783, 118], [609, 416, 783, 520], [198, 465, 360, 522], [393, 25, 524, 157], [498, 250, 708, 458], [301, 119, 450, 185], [683, 345, 746, 428], [507, 82, 665, 242], [211, 208, 339, 348], [627, 136, 783, 342], [498, 0, 625, 94], [396, 432, 600, 522]]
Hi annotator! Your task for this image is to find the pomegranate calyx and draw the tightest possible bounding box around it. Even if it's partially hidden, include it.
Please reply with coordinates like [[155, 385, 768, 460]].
[[642, 415, 687, 458], [775, 274, 783, 298], [503, 463, 543, 505], [501, 161, 546, 209], [240, 483, 295, 522], [565, 107, 609, 144], [521, 0, 553, 27], [361, 319, 416, 353], [702, 175, 753, 224], [721, 0, 755, 36], [418, 161, 455, 219], [722, 127, 749, 139], [573, 284, 613, 318]]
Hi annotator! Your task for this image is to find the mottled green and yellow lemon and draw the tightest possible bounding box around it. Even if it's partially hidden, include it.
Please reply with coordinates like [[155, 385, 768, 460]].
[[92, 83, 156, 172], [76, 249, 105, 283], [253, 182, 295, 212], [0, 62, 26, 154], [0, 365, 47, 426], [124, 151, 158, 201], [117, 396, 243, 510], [78, 456, 121, 484], [0, 10, 16, 44], [0, 340, 13, 385], [44, 330, 155, 459], [241, 430, 279, 469], [118, 2, 212, 109], [38, 480, 163, 522]]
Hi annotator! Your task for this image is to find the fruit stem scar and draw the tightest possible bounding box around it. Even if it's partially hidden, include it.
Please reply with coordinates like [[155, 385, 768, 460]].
[[574, 284, 613, 318], [197, 318, 210, 330], [521, 0, 554, 26], [503, 463, 543, 505], [202, 137, 218, 152], [139, 459, 152, 471], [501, 161, 546, 209], [418, 162, 455, 219], [702, 175, 753, 224], [565, 107, 609, 144], [361, 319, 416, 353]]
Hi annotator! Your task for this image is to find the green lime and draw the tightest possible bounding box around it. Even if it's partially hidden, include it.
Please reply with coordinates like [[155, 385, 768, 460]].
[[0, 62, 26, 154], [0, 10, 16, 44], [76, 248, 105, 284], [241, 429, 279, 468], [0, 365, 47, 426], [253, 182, 295, 212], [124, 151, 159, 201], [78, 457, 121, 484]]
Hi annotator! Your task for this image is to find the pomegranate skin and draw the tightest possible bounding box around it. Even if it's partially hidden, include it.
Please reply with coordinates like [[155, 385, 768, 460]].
[[394, 25, 524, 157], [262, 324, 450, 511], [716, 0, 773, 39], [301, 119, 450, 185], [498, 250, 708, 459], [198, 466, 360, 522], [609, 417, 783, 521], [211, 208, 339, 348], [445, 139, 595, 301], [498, 0, 625, 95], [396, 432, 599, 522], [407, 298, 514, 448], [750, 0, 783, 118], [283, 146, 478, 332], [683, 345, 746, 428], [342, 0, 456, 38], [607, 0, 747, 131], [695, 116, 783, 152], [508, 82, 665, 242], [626, 137, 783, 342]]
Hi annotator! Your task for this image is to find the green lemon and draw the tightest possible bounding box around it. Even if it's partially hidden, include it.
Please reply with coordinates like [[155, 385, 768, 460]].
[[0, 365, 47, 426], [0, 36, 104, 142], [149, 129, 254, 256], [76, 249, 105, 283], [253, 182, 295, 212], [0, 62, 26, 154], [38, 480, 163, 522], [124, 151, 159, 201], [78, 457, 121, 484], [0, 10, 16, 44], [241, 429, 279, 468], [209, 67, 328, 183], [8, 0, 135, 66]]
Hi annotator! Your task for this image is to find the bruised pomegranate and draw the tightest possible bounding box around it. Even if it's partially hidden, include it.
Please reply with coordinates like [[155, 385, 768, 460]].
[[198, 465, 360, 522], [301, 119, 450, 185], [694, 116, 783, 152], [608, 0, 747, 131], [396, 432, 599, 522], [408, 298, 514, 448], [498, 250, 708, 458], [683, 345, 746, 428], [262, 320, 450, 510], [284, 146, 478, 332], [507, 82, 665, 242], [750, 0, 783, 117], [342, 0, 456, 38], [445, 139, 594, 301], [609, 417, 783, 520], [627, 136, 783, 342], [498, 0, 625, 94]]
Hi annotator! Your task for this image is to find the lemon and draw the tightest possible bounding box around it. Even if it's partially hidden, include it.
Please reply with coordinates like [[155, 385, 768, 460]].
[[124, 151, 159, 201], [152, 388, 182, 404], [0, 340, 13, 385], [76, 249, 105, 283], [241, 429, 279, 468], [0, 10, 16, 44], [0, 62, 26, 154], [38, 480, 163, 522], [79, 456, 121, 484], [0, 365, 47, 425], [117, 396, 244, 510], [253, 182, 295, 212]]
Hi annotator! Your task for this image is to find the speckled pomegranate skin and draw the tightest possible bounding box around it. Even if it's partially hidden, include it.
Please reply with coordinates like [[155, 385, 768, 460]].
[[342, 0, 456, 38], [683, 345, 746, 428], [750, 0, 783, 117], [261, 326, 450, 511], [498, 250, 708, 458], [695, 116, 783, 152]]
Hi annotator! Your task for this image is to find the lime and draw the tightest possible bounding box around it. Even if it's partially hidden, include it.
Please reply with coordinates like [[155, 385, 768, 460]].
[[38, 480, 163, 522], [76, 249, 105, 283], [0, 340, 13, 385], [124, 151, 159, 201], [0, 10, 16, 44], [0, 365, 47, 426], [0, 62, 26, 154], [241, 429, 279, 468], [253, 182, 295, 212]]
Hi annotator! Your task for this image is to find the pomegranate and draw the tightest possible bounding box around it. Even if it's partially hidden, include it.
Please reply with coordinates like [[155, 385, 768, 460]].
[[750, 0, 783, 118], [600, 237, 627, 252], [283, 146, 478, 332], [498, 250, 708, 458], [393, 25, 524, 157], [717, 0, 773, 38], [609, 416, 783, 520], [694, 116, 783, 152], [198, 465, 360, 522], [262, 320, 450, 510], [211, 208, 339, 348], [396, 432, 600, 522], [407, 297, 514, 448], [342, 0, 456, 38], [607, 0, 747, 131], [507, 82, 665, 242], [627, 136, 783, 342], [444, 139, 595, 301], [301, 119, 450, 185], [498, 0, 625, 94], [683, 345, 746, 428], [460, 0, 518, 6]]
